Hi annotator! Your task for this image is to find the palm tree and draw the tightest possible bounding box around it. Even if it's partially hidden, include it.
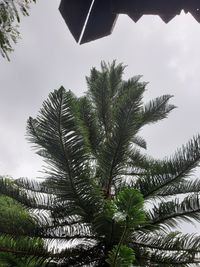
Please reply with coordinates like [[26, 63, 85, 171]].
[[1, 61, 200, 266]]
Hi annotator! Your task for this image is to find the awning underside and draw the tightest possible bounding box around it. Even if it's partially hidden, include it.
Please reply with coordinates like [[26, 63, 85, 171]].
[[59, 0, 200, 44]]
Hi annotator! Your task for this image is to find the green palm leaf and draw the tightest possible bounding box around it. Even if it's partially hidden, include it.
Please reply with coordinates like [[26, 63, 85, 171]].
[[140, 95, 176, 125], [99, 78, 146, 196], [77, 96, 102, 156], [27, 87, 103, 219], [135, 135, 200, 199], [158, 178, 200, 196], [145, 194, 200, 230]]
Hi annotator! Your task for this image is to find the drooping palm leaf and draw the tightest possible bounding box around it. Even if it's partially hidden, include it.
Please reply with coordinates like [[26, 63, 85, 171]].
[[144, 194, 200, 230], [140, 94, 176, 126], [135, 135, 200, 199]]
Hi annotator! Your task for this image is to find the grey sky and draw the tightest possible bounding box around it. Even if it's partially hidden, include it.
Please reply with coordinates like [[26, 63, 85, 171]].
[[1, 0, 200, 207]]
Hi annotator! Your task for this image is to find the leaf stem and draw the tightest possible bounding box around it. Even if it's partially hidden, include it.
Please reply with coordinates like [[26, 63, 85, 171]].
[[112, 220, 128, 266]]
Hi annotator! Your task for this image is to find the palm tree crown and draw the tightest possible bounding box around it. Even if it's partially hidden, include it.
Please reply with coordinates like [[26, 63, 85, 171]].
[[1, 61, 200, 266]]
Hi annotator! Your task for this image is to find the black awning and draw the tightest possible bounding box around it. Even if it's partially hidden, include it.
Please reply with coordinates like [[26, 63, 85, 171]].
[[59, 0, 200, 44]]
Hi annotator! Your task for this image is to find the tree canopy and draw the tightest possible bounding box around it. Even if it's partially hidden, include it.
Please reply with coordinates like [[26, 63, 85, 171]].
[[1, 62, 200, 266], [0, 0, 35, 60]]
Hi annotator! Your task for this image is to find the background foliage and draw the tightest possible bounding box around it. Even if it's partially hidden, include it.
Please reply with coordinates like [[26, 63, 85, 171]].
[[0, 0, 35, 60]]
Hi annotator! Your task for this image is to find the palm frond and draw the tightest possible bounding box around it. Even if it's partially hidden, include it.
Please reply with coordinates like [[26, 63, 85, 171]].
[[134, 245, 198, 267], [27, 87, 103, 219], [86, 64, 113, 137], [106, 60, 125, 97], [133, 231, 200, 266], [0, 177, 53, 211], [99, 78, 146, 196], [140, 95, 176, 126], [144, 194, 200, 230], [158, 178, 200, 197], [132, 231, 200, 253], [49, 243, 104, 266], [77, 96, 102, 156], [126, 148, 159, 176], [135, 135, 200, 198], [131, 135, 147, 149], [15, 177, 52, 194]]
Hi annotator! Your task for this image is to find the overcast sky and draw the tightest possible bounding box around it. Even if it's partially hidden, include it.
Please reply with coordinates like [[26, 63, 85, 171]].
[[1, 0, 200, 208]]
